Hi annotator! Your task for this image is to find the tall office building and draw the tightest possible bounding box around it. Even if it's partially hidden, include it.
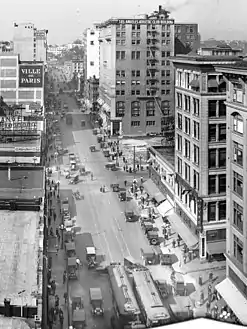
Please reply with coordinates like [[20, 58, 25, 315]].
[[170, 54, 241, 261], [174, 23, 200, 55], [213, 62, 247, 325], [13, 23, 48, 62], [97, 6, 175, 137]]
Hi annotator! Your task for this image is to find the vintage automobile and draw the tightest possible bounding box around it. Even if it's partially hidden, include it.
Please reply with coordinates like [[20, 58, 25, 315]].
[[89, 288, 104, 316]]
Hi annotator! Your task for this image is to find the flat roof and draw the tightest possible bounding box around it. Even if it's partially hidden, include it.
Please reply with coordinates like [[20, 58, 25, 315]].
[[170, 55, 243, 65], [0, 211, 40, 306], [0, 167, 44, 199], [152, 146, 175, 168]]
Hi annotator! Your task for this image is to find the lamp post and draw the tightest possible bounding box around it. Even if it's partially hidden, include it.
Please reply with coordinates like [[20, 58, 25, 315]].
[[18, 289, 26, 317]]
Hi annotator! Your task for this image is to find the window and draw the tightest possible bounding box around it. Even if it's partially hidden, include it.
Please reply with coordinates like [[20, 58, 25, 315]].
[[208, 202, 216, 222], [208, 100, 217, 117], [208, 176, 216, 194], [185, 117, 190, 134], [177, 93, 183, 108], [219, 148, 226, 167], [219, 124, 226, 141], [185, 95, 191, 112], [219, 201, 226, 221], [146, 121, 155, 126], [131, 70, 140, 77], [131, 51, 141, 60], [90, 61, 94, 66], [193, 98, 199, 116], [233, 201, 243, 233], [193, 121, 200, 140], [233, 141, 243, 166], [116, 70, 125, 78], [193, 170, 199, 190], [219, 100, 226, 117], [219, 174, 226, 193], [177, 134, 182, 152], [131, 121, 140, 126], [131, 101, 140, 117], [146, 101, 155, 116], [233, 234, 243, 264], [208, 149, 216, 168], [233, 171, 243, 197], [193, 145, 199, 165], [185, 163, 190, 182], [177, 113, 182, 130], [177, 157, 182, 174], [116, 101, 125, 117], [184, 139, 190, 159], [233, 113, 243, 134], [208, 124, 216, 142], [116, 51, 126, 60]]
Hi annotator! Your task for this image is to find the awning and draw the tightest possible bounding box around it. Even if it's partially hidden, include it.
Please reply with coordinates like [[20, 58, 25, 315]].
[[97, 98, 104, 106], [102, 103, 111, 112], [167, 213, 198, 249], [189, 79, 200, 87], [142, 179, 165, 204], [157, 199, 173, 217], [208, 79, 218, 88], [207, 241, 226, 255], [215, 278, 247, 325]]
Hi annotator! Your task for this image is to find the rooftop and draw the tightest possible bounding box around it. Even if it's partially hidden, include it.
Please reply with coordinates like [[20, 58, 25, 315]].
[[151, 146, 175, 168], [0, 166, 44, 199], [170, 55, 243, 65], [0, 211, 40, 306]]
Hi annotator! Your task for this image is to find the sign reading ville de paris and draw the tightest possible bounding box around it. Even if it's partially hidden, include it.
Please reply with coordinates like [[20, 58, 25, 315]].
[[19, 65, 43, 88]]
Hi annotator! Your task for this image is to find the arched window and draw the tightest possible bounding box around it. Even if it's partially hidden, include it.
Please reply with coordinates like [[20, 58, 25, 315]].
[[131, 101, 140, 117], [146, 100, 155, 116], [232, 112, 243, 134], [116, 101, 125, 117], [161, 100, 170, 116]]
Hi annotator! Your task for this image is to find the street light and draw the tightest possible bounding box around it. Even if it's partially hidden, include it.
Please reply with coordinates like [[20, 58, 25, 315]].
[[17, 289, 26, 317]]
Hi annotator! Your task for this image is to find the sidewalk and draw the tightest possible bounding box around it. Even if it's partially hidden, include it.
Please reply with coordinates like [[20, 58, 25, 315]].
[[46, 129, 69, 329], [129, 185, 226, 320]]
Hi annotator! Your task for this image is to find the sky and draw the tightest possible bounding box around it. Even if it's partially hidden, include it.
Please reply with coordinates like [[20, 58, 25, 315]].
[[1, 0, 247, 44]]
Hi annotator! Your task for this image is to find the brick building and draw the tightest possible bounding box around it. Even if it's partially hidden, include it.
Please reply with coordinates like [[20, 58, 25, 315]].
[[170, 55, 242, 261], [213, 61, 247, 325], [97, 6, 175, 137]]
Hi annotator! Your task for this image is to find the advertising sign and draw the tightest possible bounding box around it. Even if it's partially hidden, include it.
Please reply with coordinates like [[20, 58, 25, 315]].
[[19, 65, 43, 88]]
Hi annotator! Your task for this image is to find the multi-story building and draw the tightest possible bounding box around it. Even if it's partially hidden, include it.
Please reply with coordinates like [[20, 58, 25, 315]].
[[174, 23, 200, 55], [13, 23, 48, 62], [213, 61, 247, 325], [83, 24, 100, 109], [97, 6, 175, 137], [170, 54, 242, 261], [198, 44, 243, 57]]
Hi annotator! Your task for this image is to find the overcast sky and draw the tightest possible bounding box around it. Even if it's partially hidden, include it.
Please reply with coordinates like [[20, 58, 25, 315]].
[[1, 0, 246, 44]]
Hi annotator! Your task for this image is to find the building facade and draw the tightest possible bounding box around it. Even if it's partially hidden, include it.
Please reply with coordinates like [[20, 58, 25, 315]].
[[97, 6, 175, 137], [213, 62, 247, 325], [13, 23, 48, 62], [174, 23, 200, 55], [170, 55, 242, 260]]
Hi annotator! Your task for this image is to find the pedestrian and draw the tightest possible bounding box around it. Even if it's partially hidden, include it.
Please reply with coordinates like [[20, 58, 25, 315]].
[[63, 270, 67, 284]]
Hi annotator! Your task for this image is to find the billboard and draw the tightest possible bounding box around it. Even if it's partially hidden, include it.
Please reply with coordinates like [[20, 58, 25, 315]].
[[19, 65, 43, 88]]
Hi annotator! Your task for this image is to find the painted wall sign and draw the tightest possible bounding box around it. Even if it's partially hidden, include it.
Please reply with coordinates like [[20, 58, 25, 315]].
[[19, 65, 43, 88]]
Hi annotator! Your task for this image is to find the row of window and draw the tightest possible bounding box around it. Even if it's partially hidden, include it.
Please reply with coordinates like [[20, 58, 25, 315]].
[[177, 94, 200, 116], [177, 136, 200, 165], [116, 89, 170, 96], [116, 51, 171, 60], [131, 121, 156, 126], [177, 115, 200, 140]]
